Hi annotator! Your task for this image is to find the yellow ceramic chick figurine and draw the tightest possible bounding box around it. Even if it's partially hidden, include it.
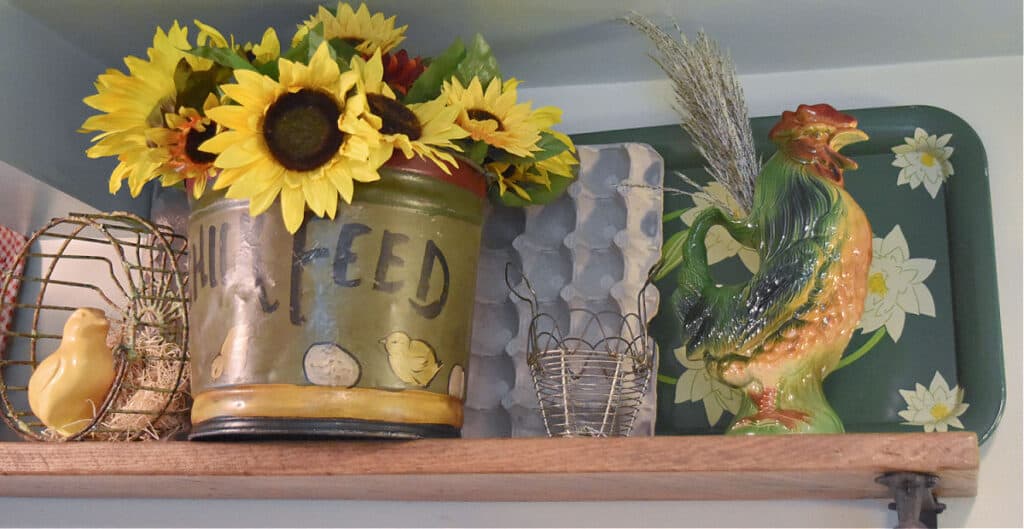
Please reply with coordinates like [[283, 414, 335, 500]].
[[28, 308, 115, 437], [380, 331, 442, 387]]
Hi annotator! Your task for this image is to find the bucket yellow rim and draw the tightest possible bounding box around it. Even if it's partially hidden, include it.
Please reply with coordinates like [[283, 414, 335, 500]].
[[192, 385, 463, 427]]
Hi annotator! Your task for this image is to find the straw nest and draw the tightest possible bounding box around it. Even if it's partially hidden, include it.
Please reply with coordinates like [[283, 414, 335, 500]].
[[40, 323, 191, 441]]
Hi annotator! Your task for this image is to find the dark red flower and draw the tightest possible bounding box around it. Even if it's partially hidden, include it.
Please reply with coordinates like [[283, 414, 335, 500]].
[[382, 50, 426, 97]]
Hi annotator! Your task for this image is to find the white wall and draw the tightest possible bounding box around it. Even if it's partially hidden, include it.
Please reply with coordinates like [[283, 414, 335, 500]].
[[0, 56, 1019, 528]]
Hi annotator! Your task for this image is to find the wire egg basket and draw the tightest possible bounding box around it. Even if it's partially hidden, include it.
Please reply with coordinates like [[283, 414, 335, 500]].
[[507, 265, 655, 437], [0, 213, 189, 441]]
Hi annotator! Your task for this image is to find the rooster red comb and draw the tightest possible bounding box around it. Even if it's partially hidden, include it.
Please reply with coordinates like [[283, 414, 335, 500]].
[[769, 103, 869, 185]]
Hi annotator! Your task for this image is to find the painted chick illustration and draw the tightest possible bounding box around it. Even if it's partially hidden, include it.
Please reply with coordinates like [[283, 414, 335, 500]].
[[380, 331, 442, 387], [27, 308, 115, 436]]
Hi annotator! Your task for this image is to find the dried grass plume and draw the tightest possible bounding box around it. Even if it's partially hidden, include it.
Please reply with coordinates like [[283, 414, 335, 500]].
[[625, 13, 759, 214]]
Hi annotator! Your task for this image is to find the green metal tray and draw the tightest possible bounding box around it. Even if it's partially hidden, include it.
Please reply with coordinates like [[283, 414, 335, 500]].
[[572, 105, 1005, 443]]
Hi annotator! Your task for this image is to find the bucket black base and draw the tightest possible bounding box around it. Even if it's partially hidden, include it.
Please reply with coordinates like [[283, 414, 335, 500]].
[[189, 416, 461, 441]]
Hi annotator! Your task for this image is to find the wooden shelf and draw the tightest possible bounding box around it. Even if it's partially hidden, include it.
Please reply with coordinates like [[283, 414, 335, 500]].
[[0, 433, 977, 501]]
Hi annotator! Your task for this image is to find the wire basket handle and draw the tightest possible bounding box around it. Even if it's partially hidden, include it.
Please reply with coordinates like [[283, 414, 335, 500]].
[[505, 262, 540, 322]]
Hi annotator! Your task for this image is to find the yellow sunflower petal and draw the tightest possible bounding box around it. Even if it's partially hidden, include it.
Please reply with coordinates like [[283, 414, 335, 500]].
[[247, 28, 280, 65], [108, 162, 131, 194], [302, 175, 334, 217], [194, 19, 229, 48], [295, 2, 406, 55], [192, 174, 209, 200], [200, 130, 247, 155], [215, 142, 266, 169], [248, 185, 281, 217], [205, 106, 255, 132], [327, 170, 355, 204], [222, 70, 282, 109], [279, 185, 306, 234]]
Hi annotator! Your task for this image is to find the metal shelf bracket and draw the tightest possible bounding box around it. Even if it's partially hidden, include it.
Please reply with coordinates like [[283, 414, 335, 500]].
[[877, 472, 946, 529]]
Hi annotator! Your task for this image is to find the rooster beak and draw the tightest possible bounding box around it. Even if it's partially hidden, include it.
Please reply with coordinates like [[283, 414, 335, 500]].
[[829, 128, 869, 152]]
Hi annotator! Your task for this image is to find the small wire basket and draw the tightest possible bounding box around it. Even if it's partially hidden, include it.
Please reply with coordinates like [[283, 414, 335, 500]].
[[507, 265, 655, 437], [0, 213, 189, 441]]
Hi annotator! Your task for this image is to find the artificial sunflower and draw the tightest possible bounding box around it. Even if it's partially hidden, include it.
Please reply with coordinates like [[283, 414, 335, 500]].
[[201, 42, 388, 234], [81, 22, 196, 196], [484, 147, 577, 201], [195, 20, 281, 66], [246, 28, 282, 65], [353, 51, 469, 174], [441, 77, 542, 158], [485, 161, 533, 201], [482, 122, 577, 202], [293, 2, 406, 55], [150, 94, 221, 199]]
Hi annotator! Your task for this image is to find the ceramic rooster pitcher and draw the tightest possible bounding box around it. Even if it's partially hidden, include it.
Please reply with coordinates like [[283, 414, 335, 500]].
[[674, 104, 872, 435]]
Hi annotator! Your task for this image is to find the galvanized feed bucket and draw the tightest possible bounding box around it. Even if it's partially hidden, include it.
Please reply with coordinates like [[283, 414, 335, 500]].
[[187, 156, 484, 439]]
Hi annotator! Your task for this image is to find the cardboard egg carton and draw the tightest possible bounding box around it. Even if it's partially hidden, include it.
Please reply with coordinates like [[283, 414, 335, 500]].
[[464, 143, 663, 438]]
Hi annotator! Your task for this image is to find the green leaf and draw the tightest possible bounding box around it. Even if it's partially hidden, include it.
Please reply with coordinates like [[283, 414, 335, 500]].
[[283, 39, 309, 62], [306, 25, 327, 60], [653, 228, 689, 281], [464, 141, 489, 166], [531, 131, 572, 162], [189, 46, 257, 73], [172, 58, 232, 111], [454, 33, 501, 87], [256, 60, 280, 79], [327, 38, 358, 65], [172, 58, 192, 96], [404, 39, 466, 104], [283, 22, 323, 63]]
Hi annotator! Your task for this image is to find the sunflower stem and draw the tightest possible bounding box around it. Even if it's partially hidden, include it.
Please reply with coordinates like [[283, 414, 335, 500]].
[[835, 328, 888, 371], [657, 373, 678, 385]]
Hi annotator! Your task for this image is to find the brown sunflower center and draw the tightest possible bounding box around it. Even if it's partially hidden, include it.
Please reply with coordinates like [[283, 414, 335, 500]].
[[467, 109, 503, 131], [263, 89, 344, 171], [367, 93, 422, 140], [185, 125, 218, 164]]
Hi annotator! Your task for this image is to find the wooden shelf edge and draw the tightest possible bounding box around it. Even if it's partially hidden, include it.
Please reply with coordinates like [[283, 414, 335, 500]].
[[0, 432, 978, 501]]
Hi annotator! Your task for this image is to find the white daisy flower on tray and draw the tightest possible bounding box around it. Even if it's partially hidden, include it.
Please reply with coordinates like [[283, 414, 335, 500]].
[[898, 371, 969, 432], [859, 225, 936, 342], [681, 182, 759, 273], [673, 346, 743, 426], [892, 127, 955, 199]]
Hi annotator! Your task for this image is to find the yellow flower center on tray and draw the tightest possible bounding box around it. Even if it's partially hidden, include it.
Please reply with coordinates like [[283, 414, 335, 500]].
[[919, 152, 936, 167], [930, 403, 950, 420], [868, 272, 888, 296], [263, 89, 344, 171]]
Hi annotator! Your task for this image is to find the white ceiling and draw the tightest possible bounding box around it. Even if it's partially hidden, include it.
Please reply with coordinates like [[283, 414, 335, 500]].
[[9, 0, 1022, 87]]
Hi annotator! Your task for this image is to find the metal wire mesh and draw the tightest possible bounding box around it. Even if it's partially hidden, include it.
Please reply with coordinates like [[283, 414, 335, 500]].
[[0, 212, 189, 441], [507, 265, 655, 437]]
